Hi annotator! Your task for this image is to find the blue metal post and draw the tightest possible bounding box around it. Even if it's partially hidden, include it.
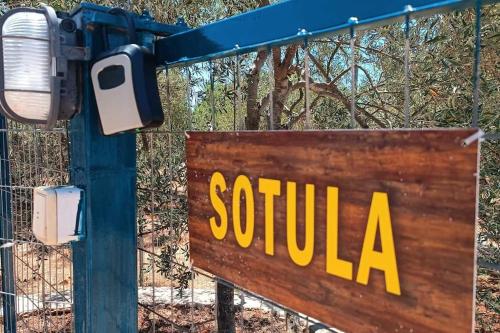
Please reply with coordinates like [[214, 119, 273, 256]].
[[0, 115, 16, 332], [64, 4, 186, 331], [69, 8, 138, 333]]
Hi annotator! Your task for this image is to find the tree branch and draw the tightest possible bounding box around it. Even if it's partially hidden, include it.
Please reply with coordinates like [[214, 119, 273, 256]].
[[332, 67, 351, 84], [288, 96, 323, 128], [356, 65, 383, 103], [290, 80, 385, 128], [307, 50, 330, 80], [340, 42, 404, 64]]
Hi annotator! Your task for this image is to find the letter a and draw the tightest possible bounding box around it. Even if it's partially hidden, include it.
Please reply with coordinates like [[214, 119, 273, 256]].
[[356, 192, 401, 295]]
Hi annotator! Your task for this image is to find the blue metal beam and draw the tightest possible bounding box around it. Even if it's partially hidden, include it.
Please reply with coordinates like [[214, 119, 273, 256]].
[[155, 0, 497, 66], [72, 2, 189, 37]]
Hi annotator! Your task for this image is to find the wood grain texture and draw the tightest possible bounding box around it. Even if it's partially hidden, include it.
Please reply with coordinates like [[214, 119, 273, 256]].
[[186, 130, 479, 333]]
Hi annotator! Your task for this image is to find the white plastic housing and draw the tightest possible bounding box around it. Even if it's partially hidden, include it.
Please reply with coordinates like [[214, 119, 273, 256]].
[[1, 11, 52, 120], [32, 186, 82, 245]]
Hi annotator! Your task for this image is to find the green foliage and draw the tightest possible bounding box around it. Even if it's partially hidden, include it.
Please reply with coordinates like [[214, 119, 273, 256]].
[[479, 141, 500, 263]]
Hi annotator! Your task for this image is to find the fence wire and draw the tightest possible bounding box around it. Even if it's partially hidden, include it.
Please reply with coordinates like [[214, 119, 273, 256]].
[[136, 58, 320, 333], [0, 121, 72, 332]]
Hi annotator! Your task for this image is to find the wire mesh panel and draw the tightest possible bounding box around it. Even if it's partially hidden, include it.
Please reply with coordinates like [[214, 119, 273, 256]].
[[0, 121, 73, 332], [136, 59, 337, 332], [136, 4, 498, 333]]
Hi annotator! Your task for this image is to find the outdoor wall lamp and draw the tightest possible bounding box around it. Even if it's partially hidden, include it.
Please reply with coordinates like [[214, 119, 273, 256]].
[[0, 5, 164, 134], [0, 6, 86, 128]]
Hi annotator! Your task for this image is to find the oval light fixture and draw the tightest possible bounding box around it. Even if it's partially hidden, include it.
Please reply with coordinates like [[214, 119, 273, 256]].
[[0, 6, 84, 128]]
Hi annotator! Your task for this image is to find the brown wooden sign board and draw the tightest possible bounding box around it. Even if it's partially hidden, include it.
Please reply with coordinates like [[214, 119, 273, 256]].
[[186, 130, 479, 333]]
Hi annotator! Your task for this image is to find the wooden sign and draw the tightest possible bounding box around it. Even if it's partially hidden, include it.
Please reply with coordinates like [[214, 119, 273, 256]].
[[186, 130, 479, 333]]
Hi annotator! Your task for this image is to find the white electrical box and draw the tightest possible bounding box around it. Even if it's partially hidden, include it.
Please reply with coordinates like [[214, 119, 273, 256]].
[[32, 186, 83, 245]]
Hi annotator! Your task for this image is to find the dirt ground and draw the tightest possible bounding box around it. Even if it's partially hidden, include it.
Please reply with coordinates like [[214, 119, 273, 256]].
[[10, 293, 499, 333], [138, 304, 290, 333], [10, 305, 288, 333], [475, 271, 500, 333]]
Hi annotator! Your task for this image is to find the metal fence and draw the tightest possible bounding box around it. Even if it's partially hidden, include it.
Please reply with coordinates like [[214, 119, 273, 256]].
[[134, 5, 499, 331], [0, 2, 498, 333], [0, 121, 73, 332], [135, 59, 323, 332]]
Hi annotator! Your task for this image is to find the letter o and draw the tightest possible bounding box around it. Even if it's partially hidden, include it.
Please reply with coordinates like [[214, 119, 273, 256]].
[[232, 175, 255, 248]]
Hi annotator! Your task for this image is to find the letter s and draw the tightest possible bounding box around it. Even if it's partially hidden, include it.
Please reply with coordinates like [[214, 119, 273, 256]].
[[209, 171, 228, 240]]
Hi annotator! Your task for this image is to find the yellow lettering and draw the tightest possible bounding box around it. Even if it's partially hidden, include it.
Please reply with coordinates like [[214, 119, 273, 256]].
[[287, 182, 315, 267], [232, 175, 255, 248], [258, 178, 281, 256], [209, 171, 228, 240], [326, 187, 353, 280], [356, 192, 401, 295]]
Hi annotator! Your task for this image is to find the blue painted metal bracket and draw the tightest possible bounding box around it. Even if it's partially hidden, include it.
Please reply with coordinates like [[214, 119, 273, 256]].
[[72, 2, 189, 37], [155, 0, 498, 66]]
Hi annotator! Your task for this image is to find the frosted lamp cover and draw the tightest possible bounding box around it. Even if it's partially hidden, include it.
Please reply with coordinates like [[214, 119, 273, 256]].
[[1, 11, 52, 121]]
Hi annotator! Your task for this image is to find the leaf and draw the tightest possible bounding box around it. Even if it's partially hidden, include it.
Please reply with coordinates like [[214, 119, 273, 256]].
[[426, 35, 448, 44], [487, 32, 500, 40]]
